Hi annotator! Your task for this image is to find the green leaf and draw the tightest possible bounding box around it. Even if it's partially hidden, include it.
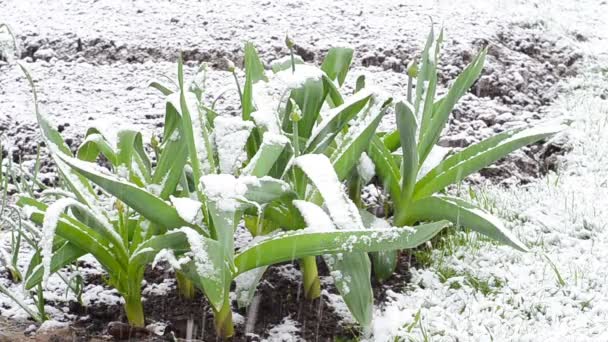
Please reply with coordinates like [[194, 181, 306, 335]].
[[243, 133, 289, 177], [331, 97, 392, 181], [305, 89, 373, 154], [234, 221, 450, 274], [282, 73, 326, 139], [321, 47, 354, 86], [323, 74, 345, 107], [293, 200, 372, 327], [418, 48, 487, 164], [149, 81, 174, 96], [52, 151, 190, 229], [407, 195, 528, 251], [360, 210, 397, 282], [244, 42, 268, 84], [132, 228, 229, 311], [368, 136, 401, 205], [76, 133, 117, 165], [414, 125, 561, 200], [395, 101, 418, 208], [271, 55, 304, 73], [19, 63, 98, 208], [413, 27, 435, 115]]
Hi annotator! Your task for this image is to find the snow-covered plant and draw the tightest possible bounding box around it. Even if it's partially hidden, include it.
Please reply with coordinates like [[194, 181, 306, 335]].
[[367, 28, 561, 280], [16, 50, 450, 338], [224, 41, 422, 329]]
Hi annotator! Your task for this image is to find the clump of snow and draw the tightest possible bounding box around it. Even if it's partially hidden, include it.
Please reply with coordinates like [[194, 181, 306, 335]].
[[292, 200, 335, 232], [200, 174, 247, 212], [214, 116, 254, 174], [274, 64, 324, 89], [142, 278, 175, 297], [356, 152, 375, 184], [37, 320, 69, 332], [169, 195, 203, 225], [262, 316, 303, 342]]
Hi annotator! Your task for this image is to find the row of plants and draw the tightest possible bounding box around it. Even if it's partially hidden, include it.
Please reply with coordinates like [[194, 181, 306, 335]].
[[0, 27, 559, 338]]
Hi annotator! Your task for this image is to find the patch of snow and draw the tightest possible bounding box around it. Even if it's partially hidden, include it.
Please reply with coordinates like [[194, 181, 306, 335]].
[[214, 116, 254, 174], [356, 152, 375, 184], [169, 195, 203, 225], [262, 316, 303, 342]]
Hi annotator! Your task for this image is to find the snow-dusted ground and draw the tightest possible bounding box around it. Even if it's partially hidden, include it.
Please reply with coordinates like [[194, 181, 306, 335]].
[[1, 0, 608, 340]]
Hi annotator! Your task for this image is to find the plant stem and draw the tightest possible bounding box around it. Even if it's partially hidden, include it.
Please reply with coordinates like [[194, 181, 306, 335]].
[[301, 256, 321, 299], [124, 293, 145, 327], [232, 71, 243, 104], [290, 49, 296, 73], [213, 297, 235, 338], [176, 271, 195, 299]]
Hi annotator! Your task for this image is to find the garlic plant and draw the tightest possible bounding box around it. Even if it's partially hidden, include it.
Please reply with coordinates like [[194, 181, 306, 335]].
[[366, 27, 561, 280]]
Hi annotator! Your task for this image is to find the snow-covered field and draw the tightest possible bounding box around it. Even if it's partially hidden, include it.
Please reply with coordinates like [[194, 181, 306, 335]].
[[1, 0, 607, 340]]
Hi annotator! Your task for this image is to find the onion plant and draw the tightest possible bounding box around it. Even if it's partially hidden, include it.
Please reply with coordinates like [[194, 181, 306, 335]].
[[366, 27, 562, 280], [227, 41, 409, 328], [16, 48, 450, 338]]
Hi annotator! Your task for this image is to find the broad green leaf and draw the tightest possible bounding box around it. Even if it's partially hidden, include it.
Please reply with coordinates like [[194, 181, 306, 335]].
[[234, 221, 450, 274], [177, 57, 205, 196], [414, 125, 561, 200], [407, 195, 528, 251], [413, 27, 435, 115], [281, 70, 326, 139], [323, 74, 344, 108], [418, 28, 442, 141], [244, 42, 268, 84], [52, 151, 190, 229], [321, 47, 354, 86], [242, 43, 266, 158], [20, 206, 124, 289], [76, 133, 117, 165], [305, 89, 373, 154], [360, 210, 397, 282], [294, 200, 372, 327], [382, 130, 400, 152], [242, 133, 289, 177], [418, 48, 487, 164]]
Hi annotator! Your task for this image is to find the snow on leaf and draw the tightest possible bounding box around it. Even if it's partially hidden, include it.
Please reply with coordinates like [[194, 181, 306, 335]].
[[170, 196, 204, 225], [177, 227, 217, 280], [214, 116, 254, 174], [294, 154, 364, 230], [292, 200, 335, 232]]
